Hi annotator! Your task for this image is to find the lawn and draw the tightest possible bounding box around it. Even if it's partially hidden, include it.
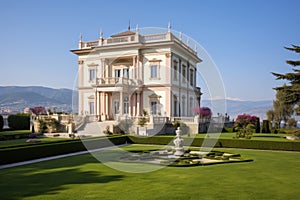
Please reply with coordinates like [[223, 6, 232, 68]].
[[0, 137, 74, 148], [0, 145, 299, 200]]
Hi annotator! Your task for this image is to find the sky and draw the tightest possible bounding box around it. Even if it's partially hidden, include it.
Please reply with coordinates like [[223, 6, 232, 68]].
[[0, 0, 300, 101]]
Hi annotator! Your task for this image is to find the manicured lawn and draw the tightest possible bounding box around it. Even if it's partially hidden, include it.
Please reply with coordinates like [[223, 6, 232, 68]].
[[0, 145, 299, 200], [0, 137, 74, 148]]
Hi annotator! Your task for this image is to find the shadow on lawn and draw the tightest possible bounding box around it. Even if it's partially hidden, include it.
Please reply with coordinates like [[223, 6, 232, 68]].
[[0, 154, 124, 200]]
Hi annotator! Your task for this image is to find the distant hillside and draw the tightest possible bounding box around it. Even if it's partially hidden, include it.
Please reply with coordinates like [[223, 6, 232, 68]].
[[0, 86, 73, 113], [201, 99, 273, 120]]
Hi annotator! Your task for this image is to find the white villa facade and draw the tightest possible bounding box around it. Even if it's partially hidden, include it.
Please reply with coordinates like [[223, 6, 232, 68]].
[[71, 26, 202, 123]]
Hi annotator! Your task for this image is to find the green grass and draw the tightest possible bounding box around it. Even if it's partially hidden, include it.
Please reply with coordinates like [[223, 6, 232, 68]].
[[0, 145, 299, 200], [0, 137, 73, 148]]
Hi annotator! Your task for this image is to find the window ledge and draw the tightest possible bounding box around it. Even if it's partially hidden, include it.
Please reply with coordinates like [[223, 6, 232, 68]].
[[150, 78, 161, 80]]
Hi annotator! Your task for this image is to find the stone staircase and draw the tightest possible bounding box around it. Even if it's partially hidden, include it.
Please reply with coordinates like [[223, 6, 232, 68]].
[[76, 120, 117, 137]]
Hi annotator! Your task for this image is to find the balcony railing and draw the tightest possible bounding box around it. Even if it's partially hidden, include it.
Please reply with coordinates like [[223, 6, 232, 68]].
[[96, 77, 142, 86], [78, 32, 197, 55]]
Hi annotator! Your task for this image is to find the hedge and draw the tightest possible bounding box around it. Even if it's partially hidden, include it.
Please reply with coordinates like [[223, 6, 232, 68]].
[[0, 115, 3, 131], [7, 114, 30, 130], [0, 136, 127, 165], [127, 136, 300, 151], [0, 132, 31, 141], [262, 120, 271, 133]]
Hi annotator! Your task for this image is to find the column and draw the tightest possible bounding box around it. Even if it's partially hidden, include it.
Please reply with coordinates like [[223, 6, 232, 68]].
[[132, 56, 135, 79], [98, 92, 102, 121], [97, 92, 101, 119], [101, 92, 105, 119], [119, 91, 123, 115], [137, 54, 140, 80], [136, 92, 140, 116], [95, 91, 98, 119], [105, 93, 109, 119], [132, 93, 136, 116]]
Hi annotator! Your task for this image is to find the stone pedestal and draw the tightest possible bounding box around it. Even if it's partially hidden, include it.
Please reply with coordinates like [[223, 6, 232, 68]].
[[173, 127, 184, 156]]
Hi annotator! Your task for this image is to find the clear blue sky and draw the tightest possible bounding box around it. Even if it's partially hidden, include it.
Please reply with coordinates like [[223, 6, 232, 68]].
[[1, 0, 299, 101]]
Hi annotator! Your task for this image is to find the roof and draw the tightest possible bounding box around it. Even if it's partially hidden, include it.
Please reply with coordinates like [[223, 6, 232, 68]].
[[111, 30, 136, 37]]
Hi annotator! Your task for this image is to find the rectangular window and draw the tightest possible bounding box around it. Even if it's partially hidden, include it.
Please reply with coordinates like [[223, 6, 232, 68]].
[[151, 65, 157, 78], [123, 68, 129, 79], [89, 102, 95, 115], [182, 65, 186, 82], [174, 61, 178, 80], [182, 97, 186, 116], [151, 101, 157, 115], [115, 69, 121, 77], [114, 101, 119, 115], [115, 69, 121, 83], [189, 98, 194, 116], [89, 69, 96, 81], [173, 95, 178, 116], [190, 69, 194, 86], [124, 97, 129, 114]]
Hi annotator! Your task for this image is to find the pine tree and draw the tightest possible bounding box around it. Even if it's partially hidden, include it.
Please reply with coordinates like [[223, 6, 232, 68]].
[[272, 45, 300, 106]]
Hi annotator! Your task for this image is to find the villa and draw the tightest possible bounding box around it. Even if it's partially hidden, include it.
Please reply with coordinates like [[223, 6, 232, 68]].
[[71, 25, 202, 125]]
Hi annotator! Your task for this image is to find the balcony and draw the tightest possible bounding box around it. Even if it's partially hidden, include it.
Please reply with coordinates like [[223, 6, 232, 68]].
[[95, 77, 142, 87]]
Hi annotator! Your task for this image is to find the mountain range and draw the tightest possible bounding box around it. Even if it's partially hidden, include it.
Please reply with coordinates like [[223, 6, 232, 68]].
[[201, 99, 273, 120], [0, 86, 74, 113], [0, 86, 273, 119]]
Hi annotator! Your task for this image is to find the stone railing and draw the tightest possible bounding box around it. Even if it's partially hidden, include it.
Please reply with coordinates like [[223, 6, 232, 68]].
[[142, 33, 168, 42], [152, 116, 168, 124], [96, 77, 141, 86], [106, 35, 136, 44], [79, 32, 197, 55], [172, 117, 195, 123]]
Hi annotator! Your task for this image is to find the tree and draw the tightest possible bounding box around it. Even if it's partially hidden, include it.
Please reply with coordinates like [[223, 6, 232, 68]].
[[287, 118, 297, 128], [272, 89, 294, 127], [272, 45, 300, 108], [266, 109, 275, 128], [234, 114, 258, 139], [261, 120, 271, 133]]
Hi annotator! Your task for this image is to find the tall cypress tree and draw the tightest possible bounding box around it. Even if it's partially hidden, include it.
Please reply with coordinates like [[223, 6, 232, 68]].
[[272, 45, 300, 113]]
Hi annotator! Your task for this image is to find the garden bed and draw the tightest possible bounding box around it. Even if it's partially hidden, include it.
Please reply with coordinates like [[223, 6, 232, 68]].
[[119, 147, 252, 167]]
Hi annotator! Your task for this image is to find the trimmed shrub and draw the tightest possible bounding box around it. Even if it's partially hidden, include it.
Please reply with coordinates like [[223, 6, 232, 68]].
[[262, 120, 271, 133], [8, 114, 30, 130], [255, 117, 260, 133], [0, 115, 3, 131], [127, 136, 300, 151]]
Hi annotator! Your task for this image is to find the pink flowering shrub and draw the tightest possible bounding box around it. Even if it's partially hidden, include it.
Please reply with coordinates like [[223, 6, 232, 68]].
[[30, 106, 47, 115], [234, 114, 258, 139], [193, 107, 212, 118]]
